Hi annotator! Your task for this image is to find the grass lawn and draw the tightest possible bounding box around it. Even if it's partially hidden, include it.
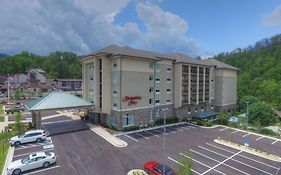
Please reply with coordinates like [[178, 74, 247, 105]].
[[0, 104, 4, 122], [0, 131, 17, 173]]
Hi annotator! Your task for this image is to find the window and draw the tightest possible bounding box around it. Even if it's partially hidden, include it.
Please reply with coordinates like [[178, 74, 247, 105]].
[[167, 67, 171, 72], [122, 114, 134, 126], [113, 90, 117, 95], [149, 75, 154, 81], [155, 75, 160, 82], [167, 89, 171, 93], [111, 115, 116, 125], [149, 87, 154, 93], [113, 103, 117, 107], [155, 98, 160, 105], [149, 98, 153, 104], [167, 78, 171, 83], [155, 87, 160, 94], [112, 73, 117, 83], [149, 63, 154, 69], [89, 75, 94, 81], [149, 110, 154, 121], [155, 64, 160, 70], [156, 108, 160, 117], [112, 61, 117, 68], [166, 97, 171, 103]]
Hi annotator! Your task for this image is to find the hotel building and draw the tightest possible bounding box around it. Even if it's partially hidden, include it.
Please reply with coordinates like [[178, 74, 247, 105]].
[[81, 45, 238, 130]]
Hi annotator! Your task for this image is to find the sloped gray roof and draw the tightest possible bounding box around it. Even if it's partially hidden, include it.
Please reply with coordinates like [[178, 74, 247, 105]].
[[89, 44, 172, 60], [202, 59, 239, 70], [25, 92, 93, 111], [172, 52, 210, 66]]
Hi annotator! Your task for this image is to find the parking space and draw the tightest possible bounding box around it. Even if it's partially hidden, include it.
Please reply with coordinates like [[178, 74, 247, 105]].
[[11, 137, 61, 175]]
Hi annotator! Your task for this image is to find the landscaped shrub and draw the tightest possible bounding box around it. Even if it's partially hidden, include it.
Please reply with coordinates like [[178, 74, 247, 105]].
[[154, 117, 179, 126], [122, 125, 140, 132], [259, 128, 279, 136]]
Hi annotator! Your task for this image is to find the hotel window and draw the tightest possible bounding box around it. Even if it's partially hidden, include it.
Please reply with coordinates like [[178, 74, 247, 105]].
[[149, 75, 154, 81], [155, 87, 160, 94], [149, 98, 153, 104], [166, 97, 171, 103], [166, 78, 171, 83], [111, 115, 116, 125], [149, 63, 154, 69], [149, 110, 154, 121], [167, 89, 171, 94], [112, 61, 117, 68], [113, 90, 117, 95], [112, 73, 117, 83], [149, 87, 154, 93], [113, 103, 117, 107], [122, 114, 134, 127], [166, 67, 171, 72], [156, 108, 160, 117], [89, 75, 94, 81], [155, 75, 160, 82], [155, 64, 160, 70], [155, 98, 160, 105]]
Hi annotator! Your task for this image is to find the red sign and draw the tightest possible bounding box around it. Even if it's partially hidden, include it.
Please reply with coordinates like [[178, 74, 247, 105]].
[[123, 96, 142, 106]]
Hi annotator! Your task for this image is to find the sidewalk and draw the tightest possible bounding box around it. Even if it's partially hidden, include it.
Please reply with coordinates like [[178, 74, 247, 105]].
[[87, 123, 127, 148], [0, 115, 8, 132]]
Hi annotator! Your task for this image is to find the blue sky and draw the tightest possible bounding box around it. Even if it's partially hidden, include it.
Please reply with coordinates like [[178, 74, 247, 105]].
[[0, 0, 281, 57]]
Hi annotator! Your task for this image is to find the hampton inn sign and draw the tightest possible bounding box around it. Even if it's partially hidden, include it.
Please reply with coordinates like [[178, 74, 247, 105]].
[[123, 96, 142, 106]]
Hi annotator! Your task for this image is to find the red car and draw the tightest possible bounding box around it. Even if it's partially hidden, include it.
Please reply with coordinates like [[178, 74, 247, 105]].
[[144, 161, 176, 175]]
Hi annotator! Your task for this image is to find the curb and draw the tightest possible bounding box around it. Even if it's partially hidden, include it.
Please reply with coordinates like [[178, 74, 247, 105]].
[[114, 122, 191, 137], [2, 146, 14, 175]]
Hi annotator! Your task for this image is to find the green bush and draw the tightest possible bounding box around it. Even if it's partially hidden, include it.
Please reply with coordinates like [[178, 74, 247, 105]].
[[259, 128, 279, 136], [196, 119, 212, 127], [122, 125, 140, 132], [154, 117, 179, 126]]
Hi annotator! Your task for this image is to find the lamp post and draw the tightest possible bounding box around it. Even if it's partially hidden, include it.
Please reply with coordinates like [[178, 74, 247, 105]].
[[244, 101, 249, 146], [160, 108, 169, 174]]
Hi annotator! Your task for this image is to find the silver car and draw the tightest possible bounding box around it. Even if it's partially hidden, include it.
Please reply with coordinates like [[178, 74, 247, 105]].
[[7, 152, 56, 175], [10, 130, 46, 146]]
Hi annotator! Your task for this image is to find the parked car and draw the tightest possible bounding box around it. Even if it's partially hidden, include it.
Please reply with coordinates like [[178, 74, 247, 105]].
[[7, 152, 56, 175], [5, 105, 25, 114], [10, 130, 46, 146], [144, 161, 176, 175]]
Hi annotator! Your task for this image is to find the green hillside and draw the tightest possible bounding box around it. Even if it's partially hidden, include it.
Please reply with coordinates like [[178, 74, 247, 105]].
[[214, 34, 281, 110], [0, 51, 81, 79]]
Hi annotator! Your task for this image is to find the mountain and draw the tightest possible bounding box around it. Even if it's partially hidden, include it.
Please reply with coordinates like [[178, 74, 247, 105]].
[[0, 53, 9, 58], [213, 33, 281, 110]]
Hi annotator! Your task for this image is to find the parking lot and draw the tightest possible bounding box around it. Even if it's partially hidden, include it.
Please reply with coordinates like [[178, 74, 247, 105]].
[[8, 123, 281, 175]]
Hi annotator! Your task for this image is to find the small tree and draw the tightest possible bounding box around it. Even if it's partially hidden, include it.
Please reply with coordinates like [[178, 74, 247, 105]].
[[14, 89, 22, 100], [177, 154, 193, 175], [248, 102, 277, 127], [14, 112, 23, 134]]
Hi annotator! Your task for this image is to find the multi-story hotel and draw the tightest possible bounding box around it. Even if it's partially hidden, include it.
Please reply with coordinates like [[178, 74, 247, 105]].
[[81, 44, 238, 130]]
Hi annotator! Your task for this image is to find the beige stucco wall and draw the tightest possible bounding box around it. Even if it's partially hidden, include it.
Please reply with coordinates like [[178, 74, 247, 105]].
[[174, 63, 182, 108]]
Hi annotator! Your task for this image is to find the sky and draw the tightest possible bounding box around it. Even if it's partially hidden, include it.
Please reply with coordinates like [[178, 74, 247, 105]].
[[0, 0, 281, 57]]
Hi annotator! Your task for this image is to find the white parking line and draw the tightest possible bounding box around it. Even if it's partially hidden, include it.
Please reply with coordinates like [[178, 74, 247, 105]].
[[199, 146, 274, 175], [124, 134, 139, 142], [144, 130, 159, 138], [206, 143, 278, 170], [179, 153, 226, 175], [242, 133, 251, 137], [134, 132, 150, 140], [151, 129, 163, 134], [201, 150, 243, 175], [168, 156, 200, 175], [24, 165, 60, 175], [256, 136, 264, 141], [15, 144, 44, 150], [219, 128, 228, 131], [271, 140, 278, 145], [189, 149, 250, 175], [231, 130, 239, 134], [13, 152, 33, 158], [166, 128, 176, 133]]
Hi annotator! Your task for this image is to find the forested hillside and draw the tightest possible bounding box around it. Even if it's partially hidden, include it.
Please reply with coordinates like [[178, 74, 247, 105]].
[[0, 51, 81, 79], [214, 34, 281, 110]]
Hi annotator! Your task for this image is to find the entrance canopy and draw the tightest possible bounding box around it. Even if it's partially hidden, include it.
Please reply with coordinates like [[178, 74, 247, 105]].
[[196, 111, 218, 119], [25, 92, 93, 111]]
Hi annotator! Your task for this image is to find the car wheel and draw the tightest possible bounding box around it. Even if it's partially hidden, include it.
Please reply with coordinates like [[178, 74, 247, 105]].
[[12, 168, 21, 175], [36, 138, 42, 143], [14, 141, 21, 147], [43, 161, 50, 168]]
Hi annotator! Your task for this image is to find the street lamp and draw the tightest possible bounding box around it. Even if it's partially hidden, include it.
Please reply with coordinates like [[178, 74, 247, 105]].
[[160, 108, 169, 174], [244, 101, 249, 146]]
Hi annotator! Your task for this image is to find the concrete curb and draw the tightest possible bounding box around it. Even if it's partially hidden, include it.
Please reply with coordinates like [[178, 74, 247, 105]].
[[2, 146, 14, 175], [215, 138, 281, 162], [114, 122, 189, 137], [88, 124, 128, 148], [127, 169, 148, 175]]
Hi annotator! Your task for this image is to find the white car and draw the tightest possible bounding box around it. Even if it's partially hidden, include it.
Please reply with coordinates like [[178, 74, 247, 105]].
[[10, 130, 46, 146], [7, 152, 56, 175]]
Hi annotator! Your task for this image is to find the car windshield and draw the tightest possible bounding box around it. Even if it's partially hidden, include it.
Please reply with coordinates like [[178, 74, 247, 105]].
[[154, 164, 174, 175], [45, 152, 51, 156], [21, 156, 30, 164], [18, 133, 25, 138]]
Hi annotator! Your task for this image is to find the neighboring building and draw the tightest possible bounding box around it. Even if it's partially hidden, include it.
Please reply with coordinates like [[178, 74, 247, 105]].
[[0, 68, 82, 97], [81, 44, 238, 130]]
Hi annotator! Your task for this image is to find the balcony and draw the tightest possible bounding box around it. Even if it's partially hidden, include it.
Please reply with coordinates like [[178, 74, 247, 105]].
[[182, 80, 189, 84], [182, 90, 189, 94]]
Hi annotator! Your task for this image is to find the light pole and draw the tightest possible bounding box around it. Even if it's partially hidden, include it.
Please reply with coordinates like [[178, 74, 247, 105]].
[[160, 108, 169, 174], [244, 101, 249, 146]]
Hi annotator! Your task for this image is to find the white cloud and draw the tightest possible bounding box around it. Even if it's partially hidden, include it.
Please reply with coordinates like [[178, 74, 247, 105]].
[[0, 0, 203, 56], [262, 4, 281, 27], [136, 2, 203, 56]]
